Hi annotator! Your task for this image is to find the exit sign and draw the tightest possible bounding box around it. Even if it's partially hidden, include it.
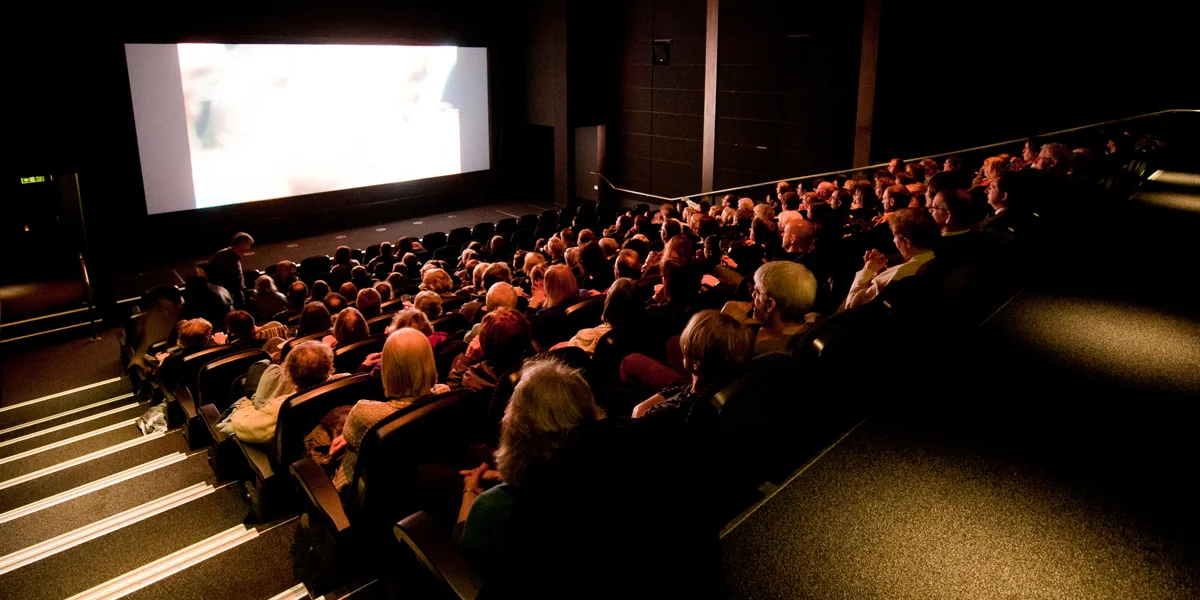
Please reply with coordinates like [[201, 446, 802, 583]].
[[20, 176, 46, 184]]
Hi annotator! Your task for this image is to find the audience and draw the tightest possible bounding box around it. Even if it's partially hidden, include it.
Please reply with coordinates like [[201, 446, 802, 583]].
[[356, 287, 382, 319], [246, 275, 288, 322], [324, 307, 369, 350], [839, 208, 941, 311], [297, 302, 333, 338], [723, 261, 818, 355], [447, 308, 532, 392], [631, 310, 752, 419], [226, 341, 336, 444]]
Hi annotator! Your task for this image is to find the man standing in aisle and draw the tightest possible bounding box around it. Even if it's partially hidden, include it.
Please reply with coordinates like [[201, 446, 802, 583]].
[[210, 232, 254, 308]]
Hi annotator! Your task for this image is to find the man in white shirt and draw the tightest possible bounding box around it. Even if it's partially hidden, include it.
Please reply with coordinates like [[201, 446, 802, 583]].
[[838, 208, 941, 312]]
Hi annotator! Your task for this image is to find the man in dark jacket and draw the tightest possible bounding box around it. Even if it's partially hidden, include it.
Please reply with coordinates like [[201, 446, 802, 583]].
[[209, 232, 254, 308]]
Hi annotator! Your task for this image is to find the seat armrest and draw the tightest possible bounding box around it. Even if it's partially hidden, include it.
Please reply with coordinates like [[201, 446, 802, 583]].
[[235, 437, 274, 481], [176, 386, 198, 420], [290, 458, 351, 534], [395, 511, 481, 600], [198, 404, 228, 444]]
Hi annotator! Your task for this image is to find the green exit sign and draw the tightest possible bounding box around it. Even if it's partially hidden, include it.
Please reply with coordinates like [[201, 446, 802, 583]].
[[20, 176, 46, 184]]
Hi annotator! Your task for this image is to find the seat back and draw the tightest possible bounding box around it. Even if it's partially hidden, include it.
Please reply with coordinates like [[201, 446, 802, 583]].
[[242, 269, 262, 291], [590, 328, 644, 382], [421, 232, 447, 253], [280, 331, 331, 360], [334, 334, 387, 374], [434, 340, 468, 382], [273, 374, 382, 470], [537, 210, 559, 236], [367, 313, 395, 336], [488, 365, 524, 439], [471, 221, 495, 241], [351, 388, 489, 528], [177, 346, 240, 394], [430, 312, 469, 334], [446, 227, 472, 250], [511, 229, 535, 251], [299, 255, 333, 287], [564, 294, 605, 333], [495, 218, 517, 236], [431, 245, 458, 263], [196, 349, 270, 412], [379, 297, 407, 313], [517, 214, 538, 231]]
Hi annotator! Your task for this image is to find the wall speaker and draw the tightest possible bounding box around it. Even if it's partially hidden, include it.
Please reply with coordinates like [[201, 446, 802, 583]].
[[652, 40, 670, 65]]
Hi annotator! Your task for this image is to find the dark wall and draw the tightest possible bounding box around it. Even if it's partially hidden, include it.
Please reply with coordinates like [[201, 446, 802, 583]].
[[609, 0, 708, 199], [715, 0, 864, 191], [8, 3, 528, 295], [870, 0, 1195, 162]]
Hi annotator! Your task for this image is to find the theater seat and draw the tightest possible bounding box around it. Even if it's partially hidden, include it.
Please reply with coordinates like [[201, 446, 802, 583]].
[[511, 230, 535, 251], [430, 312, 469, 335], [236, 374, 383, 522], [300, 255, 334, 287], [495, 218, 517, 237], [379, 297, 407, 314], [537, 210, 558, 237], [517, 213, 538, 232], [564, 294, 605, 333], [334, 334, 386, 374], [291, 388, 488, 593], [446, 227, 472, 251], [161, 345, 241, 449], [471, 222, 495, 242], [281, 331, 332, 360], [366, 313, 395, 336], [421, 232, 447, 253], [435, 341, 468, 381], [394, 511, 482, 600]]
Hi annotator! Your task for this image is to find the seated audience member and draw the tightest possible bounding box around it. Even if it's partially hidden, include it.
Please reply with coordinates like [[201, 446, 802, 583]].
[[373, 281, 393, 303], [387, 308, 448, 350], [323, 307, 368, 350], [414, 291, 444, 322], [318, 329, 449, 491], [229, 341, 335, 444], [296, 302, 333, 338], [155, 318, 217, 389], [367, 242, 398, 274], [464, 282, 520, 344], [925, 170, 971, 209], [578, 241, 615, 292], [401, 252, 421, 276], [631, 310, 752, 419], [385, 273, 406, 296], [778, 220, 817, 261], [247, 275, 289, 322], [839, 208, 941, 311], [525, 264, 548, 310], [308, 281, 331, 304], [563, 278, 643, 355], [330, 245, 359, 284], [224, 310, 287, 351], [919, 158, 940, 181], [338, 282, 358, 304], [272, 260, 299, 292], [421, 268, 455, 300], [930, 188, 976, 236], [323, 292, 348, 315], [565, 247, 584, 280], [577, 229, 596, 247], [447, 308, 533, 392], [874, 185, 911, 225], [944, 155, 964, 173], [286, 281, 309, 314], [722, 262, 818, 355], [350, 267, 373, 292], [546, 237, 567, 265], [981, 171, 1020, 231], [456, 358, 605, 564], [1034, 142, 1074, 176], [182, 272, 233, 330], [356, 287, 382, 319], [529, 264, 585, 349], [598, 237, 619, 261], [645, 259, 702, 346], [777, 192, 803, 229], [615, 249, 642, 280]]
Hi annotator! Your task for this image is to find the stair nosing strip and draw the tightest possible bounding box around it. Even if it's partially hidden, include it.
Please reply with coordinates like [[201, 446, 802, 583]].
[[0, 378, 124, 412], [64, 525, 259, 600], [0, 452, 190, 526], [0, 482, 219, 575], [0, 402, 142, 448], [0, 393, 138, 437], [267, 583, 312, 600], [0, 429, 177, 491], [0, 419, 141, 465]]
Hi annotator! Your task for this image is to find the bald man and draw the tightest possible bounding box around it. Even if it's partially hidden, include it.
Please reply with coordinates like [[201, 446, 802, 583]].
[[464, 282, 521, 344], [778, 220, 817, 261]]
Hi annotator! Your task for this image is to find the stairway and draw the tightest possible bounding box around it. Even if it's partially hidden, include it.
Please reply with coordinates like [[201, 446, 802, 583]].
[[0, 377, 334, 600]]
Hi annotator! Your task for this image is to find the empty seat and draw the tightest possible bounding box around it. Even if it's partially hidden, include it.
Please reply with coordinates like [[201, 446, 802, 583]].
[[446, 227, 472, 251], [517, 213, 538, 232], [334, 334, 387, 374], [537, 210, 559, 237], [495, 218, 517, 237], [379, 297, 407, 314], [511, 230, 535, 251], [471, 221, 495, 242], [243, 268, 262, 291], [367, 313, 395, 336], [434, 340, 468, 381], [299, 255, 333, 287], [431, 245, 459, 263], [421, 232, 447, 253], [237, 374, 384, 521]]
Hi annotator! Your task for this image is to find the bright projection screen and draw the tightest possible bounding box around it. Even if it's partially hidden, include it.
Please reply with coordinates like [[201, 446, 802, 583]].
[[125, 43, 490, 215]]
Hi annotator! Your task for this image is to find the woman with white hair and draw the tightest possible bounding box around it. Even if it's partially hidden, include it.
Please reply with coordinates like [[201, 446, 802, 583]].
[[310, 328, 449, 491], [455, 358, 605, 559]]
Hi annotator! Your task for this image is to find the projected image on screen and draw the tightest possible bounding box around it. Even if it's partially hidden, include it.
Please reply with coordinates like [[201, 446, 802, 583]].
[[125, 43, 490, 215]]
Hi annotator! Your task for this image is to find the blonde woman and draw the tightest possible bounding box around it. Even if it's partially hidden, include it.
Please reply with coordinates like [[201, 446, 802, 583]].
[[319, 328, 450, 491], [528, 264, 584, 349]]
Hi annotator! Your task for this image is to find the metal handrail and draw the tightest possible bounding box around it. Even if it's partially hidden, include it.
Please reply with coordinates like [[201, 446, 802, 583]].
[[594, 108, 1198, 204]]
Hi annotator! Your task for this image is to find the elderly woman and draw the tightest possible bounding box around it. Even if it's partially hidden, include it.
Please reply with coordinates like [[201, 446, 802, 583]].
[[247, 275, 289, 322], [455, 358, 605, 561], [631, 310, 752, 419], [446, 308, 533, 392], [421, 267, 455, 299], [295, 302, 332, 338], [225, 341, 337, 443], [311, 328, 450, 491], [323, 307, 368, 350]]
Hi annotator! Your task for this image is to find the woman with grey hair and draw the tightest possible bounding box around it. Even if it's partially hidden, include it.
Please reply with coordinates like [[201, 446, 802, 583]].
[[454, 358, 605, 559], [247, 274, 288, 321]]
